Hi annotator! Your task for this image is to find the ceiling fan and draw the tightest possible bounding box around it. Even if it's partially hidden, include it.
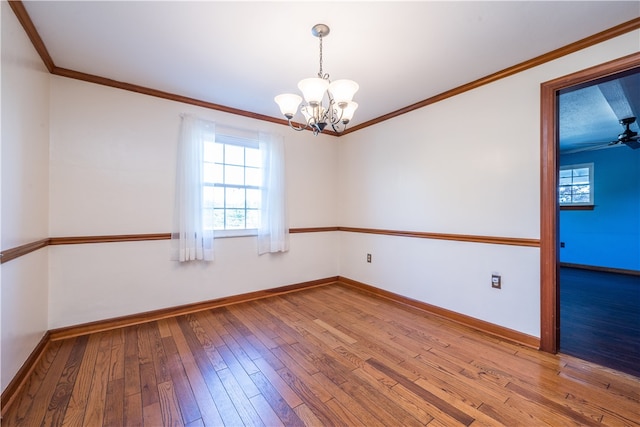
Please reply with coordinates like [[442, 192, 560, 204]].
[[568, 116, 640, 154], [609, 116, 639, 149]]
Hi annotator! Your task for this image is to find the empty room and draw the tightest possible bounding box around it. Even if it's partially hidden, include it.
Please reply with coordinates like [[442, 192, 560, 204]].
[[2, 1, 639, 426]]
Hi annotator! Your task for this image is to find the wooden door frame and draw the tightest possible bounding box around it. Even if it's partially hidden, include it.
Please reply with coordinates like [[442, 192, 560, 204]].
[[539, 52, 640, 353]]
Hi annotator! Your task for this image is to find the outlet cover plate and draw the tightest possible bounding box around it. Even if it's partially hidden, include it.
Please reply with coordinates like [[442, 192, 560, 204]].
[[491, 274, 501, 289]]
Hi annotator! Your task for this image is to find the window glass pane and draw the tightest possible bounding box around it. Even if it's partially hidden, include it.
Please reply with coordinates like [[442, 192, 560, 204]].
[[246, 209, 260, 229], [246, 147, 261, 168], [226, 209, 245, 229], [573, 175, 589, 185], [203, 186, 215, 208], [246, 188, 260, 209], [559, 195, 572, 203], [559, 169, 572, 179], [225, 165, 245, 185], [213, 163, 224, 184], [574, 184, 590, 196], [246, 167, 261, 187], [559, 176, 572, 186], [203, 208, 215, 231], [213, 187, 225, 208], [558, 186, 572, 197], [203, 164, 216, 183], [573, 168, 589, 177], [213, 209, 225, 229], [204, 141, 216, 162], [205, 142, 223, 164], [215, 142, 224, 160], [226, 145, 244, 166], [573, 193, 590, 203], [226, 187, 245, 208]]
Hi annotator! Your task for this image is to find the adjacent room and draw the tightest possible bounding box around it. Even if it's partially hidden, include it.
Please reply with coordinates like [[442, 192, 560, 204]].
[[557, 68, 640, 377], [2, 1, 639, 425]]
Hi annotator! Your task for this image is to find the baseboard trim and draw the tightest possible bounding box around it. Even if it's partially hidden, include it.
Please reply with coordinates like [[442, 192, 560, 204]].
[[1, 331, 51, 417], [1, 276, 338, 417], [337, 276, 540, 349], [560, 262, 640, 277], [2, 274, 539, 417], [49, 276, 339, 341]]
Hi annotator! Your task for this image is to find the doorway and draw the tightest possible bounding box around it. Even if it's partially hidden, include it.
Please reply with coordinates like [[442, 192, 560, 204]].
[[540, 52, 640, 359], [557, 67, 640, 377]]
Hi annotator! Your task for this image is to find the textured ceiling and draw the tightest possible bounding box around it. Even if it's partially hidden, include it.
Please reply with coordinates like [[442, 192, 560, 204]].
[[18, 1, 640, 146], [560, 69, 640, 153]]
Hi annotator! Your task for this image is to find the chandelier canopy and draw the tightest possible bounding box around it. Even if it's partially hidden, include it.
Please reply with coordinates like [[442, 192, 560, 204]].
[[275, 24, 359, 135]]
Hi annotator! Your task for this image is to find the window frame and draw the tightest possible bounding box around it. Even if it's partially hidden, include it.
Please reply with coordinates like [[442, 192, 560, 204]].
[[559, 162, 594, 209], [203, 132, 261, 237]]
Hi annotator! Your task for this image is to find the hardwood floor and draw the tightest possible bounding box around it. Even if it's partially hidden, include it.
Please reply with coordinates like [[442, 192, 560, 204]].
[[560, 267, 640, 378], [4, 284, 640, 426]]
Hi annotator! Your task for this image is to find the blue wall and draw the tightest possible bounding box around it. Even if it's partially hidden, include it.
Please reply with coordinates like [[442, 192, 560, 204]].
[[560, 146, 640, 271]]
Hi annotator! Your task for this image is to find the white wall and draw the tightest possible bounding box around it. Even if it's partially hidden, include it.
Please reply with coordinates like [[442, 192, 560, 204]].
[[1, 1, 51, 392], [338, 30, 640, 337], [48, 233, 339, 328], [48, 77, 340, 328], [2, 0, 638, 394]]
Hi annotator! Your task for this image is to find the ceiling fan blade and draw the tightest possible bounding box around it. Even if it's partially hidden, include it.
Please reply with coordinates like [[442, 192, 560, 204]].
[[564, 133, 640, 153], [623, 139, 640, 149], [562, 141, 621, 154]]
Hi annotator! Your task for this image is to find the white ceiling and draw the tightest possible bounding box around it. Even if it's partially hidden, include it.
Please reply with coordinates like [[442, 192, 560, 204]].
[[20, 1, 640, 143]]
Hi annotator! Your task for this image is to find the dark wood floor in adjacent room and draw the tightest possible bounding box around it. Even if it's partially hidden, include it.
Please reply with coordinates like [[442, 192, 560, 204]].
[[4, 284, 640, 426], [560, 267, 640, 378]]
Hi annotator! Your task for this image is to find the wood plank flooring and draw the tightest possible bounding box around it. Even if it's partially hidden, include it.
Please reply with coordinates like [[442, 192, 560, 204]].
[[4, 284, 640, 426], [560, 267, 640, 377]]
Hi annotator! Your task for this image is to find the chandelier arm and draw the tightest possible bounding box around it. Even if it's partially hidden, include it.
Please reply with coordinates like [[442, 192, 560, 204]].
[[287, 117, 308, 132], [331, 122, 346, 133], [324, 92, 338, 125], [326, 102, 344, 126], [330, 107, 348, 132]]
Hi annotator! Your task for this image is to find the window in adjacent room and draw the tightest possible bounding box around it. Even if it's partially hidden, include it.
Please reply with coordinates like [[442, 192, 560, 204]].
[[559, 163, 594, 208], [203, 133, 261, 234]]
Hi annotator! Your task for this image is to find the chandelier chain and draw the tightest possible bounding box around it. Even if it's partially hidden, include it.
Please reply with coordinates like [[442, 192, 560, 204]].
[[318, 34, 329, 80]]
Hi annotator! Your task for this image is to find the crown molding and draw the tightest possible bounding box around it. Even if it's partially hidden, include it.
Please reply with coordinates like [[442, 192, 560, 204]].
[[8, 1, 640, 136]]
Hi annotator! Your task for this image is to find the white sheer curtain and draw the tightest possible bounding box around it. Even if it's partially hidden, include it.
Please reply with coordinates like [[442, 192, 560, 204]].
[[258, 131, 289, 254], [171, 115, 215, 262]]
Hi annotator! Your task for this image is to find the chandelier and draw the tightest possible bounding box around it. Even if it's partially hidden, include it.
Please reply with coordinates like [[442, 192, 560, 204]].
[[275, 24, 359, 135]]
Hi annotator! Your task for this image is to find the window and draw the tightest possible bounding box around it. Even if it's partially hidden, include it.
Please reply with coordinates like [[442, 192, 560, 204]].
[[203, 134, 261, 233], [559, 163, 594, 207], [172, 115, 288, 261]]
